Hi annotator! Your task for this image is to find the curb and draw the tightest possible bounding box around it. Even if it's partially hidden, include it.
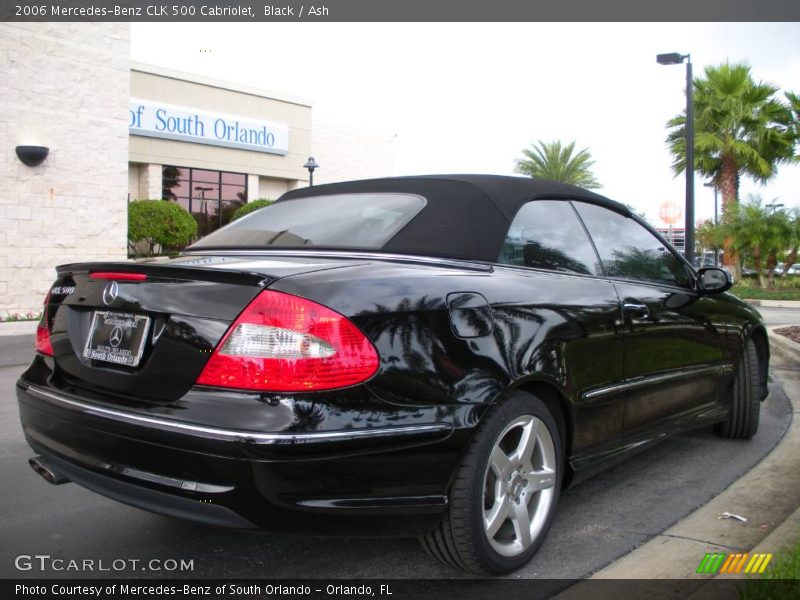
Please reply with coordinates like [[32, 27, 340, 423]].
[[555, 332, 799, 586], [769, 326, 800, 364]]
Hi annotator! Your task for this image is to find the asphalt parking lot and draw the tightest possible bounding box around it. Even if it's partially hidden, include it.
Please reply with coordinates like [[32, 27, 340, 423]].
[[0, 309, 795, 580]]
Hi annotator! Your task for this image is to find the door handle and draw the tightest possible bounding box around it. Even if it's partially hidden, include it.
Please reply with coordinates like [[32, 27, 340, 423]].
[[623, 301, 650, 319]]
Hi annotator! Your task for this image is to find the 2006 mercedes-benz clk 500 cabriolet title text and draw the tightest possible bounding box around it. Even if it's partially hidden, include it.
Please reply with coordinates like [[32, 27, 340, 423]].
[[17, 175, 768, 574]]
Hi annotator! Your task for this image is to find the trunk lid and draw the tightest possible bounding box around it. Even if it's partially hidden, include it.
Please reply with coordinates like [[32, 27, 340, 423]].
[[45, 254, 366, 403]]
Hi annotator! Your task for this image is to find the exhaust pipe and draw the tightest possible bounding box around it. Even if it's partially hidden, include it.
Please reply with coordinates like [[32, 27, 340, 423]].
[[29, 456, 70, 485]]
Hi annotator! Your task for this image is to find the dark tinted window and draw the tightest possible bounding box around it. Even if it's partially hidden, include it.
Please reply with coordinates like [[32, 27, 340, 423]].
[[161, 165, 247, 238], [192, 193, 426, 249], [574, 202, 691, 287], [498, 200, 600, 275]]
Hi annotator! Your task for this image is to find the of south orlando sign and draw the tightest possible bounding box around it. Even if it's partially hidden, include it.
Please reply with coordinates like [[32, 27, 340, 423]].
[[129, 98, 289, 155]]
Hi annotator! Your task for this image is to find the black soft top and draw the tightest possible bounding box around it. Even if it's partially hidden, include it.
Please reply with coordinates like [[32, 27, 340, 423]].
[[279, 175, 628, 263]]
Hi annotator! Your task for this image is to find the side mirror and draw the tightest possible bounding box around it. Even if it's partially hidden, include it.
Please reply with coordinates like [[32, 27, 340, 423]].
[[698, 267, 733, 294]]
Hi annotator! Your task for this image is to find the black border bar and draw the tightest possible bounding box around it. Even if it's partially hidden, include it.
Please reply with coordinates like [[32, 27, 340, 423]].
[[5, 578, 800, 600], [2, 0, 800, 22]]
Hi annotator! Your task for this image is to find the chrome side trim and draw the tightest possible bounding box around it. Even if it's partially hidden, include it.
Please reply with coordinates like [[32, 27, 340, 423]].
[[297, 494, 448, 509], [583, 382, 629, 401], [583, 364, 728, 403], [181, 249, 494, 272], [19, 383, 452, 445]]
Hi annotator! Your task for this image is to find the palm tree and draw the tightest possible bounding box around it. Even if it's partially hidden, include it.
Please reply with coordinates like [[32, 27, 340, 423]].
[[779, 208, 800, 277], [665, 63, 797, 270], [787, 91, 800, 160], [514, 140, 601, 189], [667, 63, 796, 205], [720, 196, 795, 288]]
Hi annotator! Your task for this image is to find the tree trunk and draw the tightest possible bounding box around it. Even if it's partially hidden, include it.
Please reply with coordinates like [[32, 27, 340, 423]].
[[718, 155, 740, 279], [766, 252, 778, 289], [782, 247, 798, 276], [753, 248, 764, 288]]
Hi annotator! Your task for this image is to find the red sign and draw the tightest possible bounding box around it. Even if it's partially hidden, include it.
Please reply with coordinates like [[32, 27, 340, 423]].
[[659, 202, 682, 225]]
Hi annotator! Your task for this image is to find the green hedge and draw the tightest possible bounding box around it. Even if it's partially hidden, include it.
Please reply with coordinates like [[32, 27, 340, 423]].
[[731, 285, 800, 301], [128, 200, 197, 256], [231, 199, 274, 221]]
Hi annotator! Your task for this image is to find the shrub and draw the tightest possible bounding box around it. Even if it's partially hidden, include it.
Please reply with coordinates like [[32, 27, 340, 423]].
[[231, 199, 274, 222], [128, 200, 197, 256], [0, 312, 41, 322]]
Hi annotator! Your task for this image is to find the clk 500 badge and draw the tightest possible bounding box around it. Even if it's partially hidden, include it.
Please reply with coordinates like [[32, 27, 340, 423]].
[[50, 286, 75, 296]]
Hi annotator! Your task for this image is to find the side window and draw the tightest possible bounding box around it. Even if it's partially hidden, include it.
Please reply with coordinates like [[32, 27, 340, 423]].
[[498, 200, 601, 275], [573, 202, 691, 288]]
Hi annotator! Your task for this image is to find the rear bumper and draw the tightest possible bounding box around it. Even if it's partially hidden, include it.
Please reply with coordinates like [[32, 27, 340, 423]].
[[22, 383, 452, 448], [17, 379, 472, 536]]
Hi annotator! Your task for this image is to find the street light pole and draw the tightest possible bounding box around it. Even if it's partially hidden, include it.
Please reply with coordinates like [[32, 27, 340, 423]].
[[702, 182, 719, 225], [703, 181, 719, 266], [685, 56, 695, 264], [657, 52, 695, 263], [195, 185, 214, 234]]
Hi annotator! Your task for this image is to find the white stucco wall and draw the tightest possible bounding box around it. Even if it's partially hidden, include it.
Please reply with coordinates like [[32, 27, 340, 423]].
[[311, 120, 395, 186], [0, 23, 131, 315], [258, 177, 291, 200]]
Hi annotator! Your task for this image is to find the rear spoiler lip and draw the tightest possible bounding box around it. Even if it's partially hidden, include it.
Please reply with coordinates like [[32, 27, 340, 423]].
[[55, 261, 273, 287]]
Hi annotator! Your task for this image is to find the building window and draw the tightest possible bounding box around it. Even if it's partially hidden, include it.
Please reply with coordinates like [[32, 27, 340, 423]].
[[162, 166, 247, 238]]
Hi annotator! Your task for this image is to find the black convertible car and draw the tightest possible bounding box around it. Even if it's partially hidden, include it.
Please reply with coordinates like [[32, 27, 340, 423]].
[[18, 175, 768, 574]]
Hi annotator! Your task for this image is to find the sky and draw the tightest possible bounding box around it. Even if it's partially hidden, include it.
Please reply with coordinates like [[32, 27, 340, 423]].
[[131, 22, 800, 225]]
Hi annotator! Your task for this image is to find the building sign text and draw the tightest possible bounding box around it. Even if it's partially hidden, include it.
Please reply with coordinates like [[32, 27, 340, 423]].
[[129, 98, 289, 155]]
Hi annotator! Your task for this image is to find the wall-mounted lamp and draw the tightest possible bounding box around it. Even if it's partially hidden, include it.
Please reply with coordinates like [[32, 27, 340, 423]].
[[15, 145, 49, 167], [303, 156, 319, 186]]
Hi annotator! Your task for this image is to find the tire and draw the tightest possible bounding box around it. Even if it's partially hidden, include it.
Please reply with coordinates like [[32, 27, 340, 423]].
[[715, 338, 760, 439], [420, 390, 563, 574]]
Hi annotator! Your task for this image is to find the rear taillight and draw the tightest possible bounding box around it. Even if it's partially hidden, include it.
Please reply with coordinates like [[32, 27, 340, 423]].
[[196, 290, 379, 392], [35, 291, 53, 356]]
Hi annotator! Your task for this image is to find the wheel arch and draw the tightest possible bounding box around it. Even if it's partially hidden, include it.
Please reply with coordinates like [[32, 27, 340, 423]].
[[508, 379, 575, 488]]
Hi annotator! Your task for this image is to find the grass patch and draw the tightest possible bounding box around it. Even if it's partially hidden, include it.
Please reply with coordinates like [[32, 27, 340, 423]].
[[732, 287, 800, 300], [761, 540, 800, 580], [739, 541, 800, 599], [731, 279, 800, 301]]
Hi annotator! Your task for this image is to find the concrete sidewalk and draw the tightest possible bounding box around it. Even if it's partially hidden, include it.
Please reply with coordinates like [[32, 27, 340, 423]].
[[558, 332, 800, 588], [744, 298, 800, 309], [0, 321, 37, 337]]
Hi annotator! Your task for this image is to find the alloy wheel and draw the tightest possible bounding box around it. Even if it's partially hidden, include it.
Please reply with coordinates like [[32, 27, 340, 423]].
[[482, 414, 557, 557]]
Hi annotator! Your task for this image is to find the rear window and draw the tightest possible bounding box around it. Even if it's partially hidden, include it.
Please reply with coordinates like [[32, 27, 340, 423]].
[[191, 193, 427, 250]]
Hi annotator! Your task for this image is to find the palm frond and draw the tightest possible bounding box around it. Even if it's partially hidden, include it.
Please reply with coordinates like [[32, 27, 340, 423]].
[[514, 140, 601, 189]]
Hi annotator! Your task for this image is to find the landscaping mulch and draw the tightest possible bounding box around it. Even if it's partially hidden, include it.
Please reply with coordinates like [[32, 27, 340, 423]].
[[774, 326, 800, 345]]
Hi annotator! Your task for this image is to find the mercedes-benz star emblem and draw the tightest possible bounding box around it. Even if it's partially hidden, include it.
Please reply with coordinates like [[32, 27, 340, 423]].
[[102, 281, 119, 306], [109, 326, 123, 348]]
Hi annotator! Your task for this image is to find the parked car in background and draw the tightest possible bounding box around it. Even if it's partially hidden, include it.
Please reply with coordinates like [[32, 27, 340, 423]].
[[18, 175, 769, 574], [692, 256, 716, 268], [741, 267, 758, 277]]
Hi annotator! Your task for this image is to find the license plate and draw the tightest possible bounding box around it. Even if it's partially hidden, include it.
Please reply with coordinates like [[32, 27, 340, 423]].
[[83, 311, 151, 367]]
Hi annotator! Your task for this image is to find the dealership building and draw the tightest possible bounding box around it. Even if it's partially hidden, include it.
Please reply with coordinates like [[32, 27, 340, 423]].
[[1, 23, 393, 314]]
